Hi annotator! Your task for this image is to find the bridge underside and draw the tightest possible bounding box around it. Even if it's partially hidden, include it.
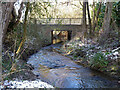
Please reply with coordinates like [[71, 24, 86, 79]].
[[40, 25, 83, 44], [27, 24, 85, 49], [51, 30, 72, 44]]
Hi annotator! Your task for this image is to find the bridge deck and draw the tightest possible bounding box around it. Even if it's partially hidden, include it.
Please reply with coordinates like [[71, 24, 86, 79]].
[[34, 18, 88, 25]]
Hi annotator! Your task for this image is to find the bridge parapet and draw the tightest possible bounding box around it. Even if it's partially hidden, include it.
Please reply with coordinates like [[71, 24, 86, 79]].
[[36, 18, 88, 25]]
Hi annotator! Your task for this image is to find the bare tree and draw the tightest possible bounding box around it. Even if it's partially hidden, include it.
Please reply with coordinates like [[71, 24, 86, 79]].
[[82, 2, 87, 37], [102, 2, 113, 33], [0, 2, 14, 80], [0, 1, 2, 81], [0, 2, 2, 44], [92, 1, 96, 34], [93, 2, 102, 33], [96, 2, 102, 27], [86, 1, 92, 35], [8, 2, 24, 32], [99, 2, 113, 44], [1, 2, 14, 41], [16, 2, 30, 54]]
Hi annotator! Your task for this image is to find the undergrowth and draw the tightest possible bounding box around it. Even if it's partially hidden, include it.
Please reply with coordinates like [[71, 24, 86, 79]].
[[2, 30, 27, 80], [89, 52, 108, 71]]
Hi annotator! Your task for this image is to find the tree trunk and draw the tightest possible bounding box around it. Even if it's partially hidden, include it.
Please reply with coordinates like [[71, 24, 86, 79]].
[[16, 2, 30, 54], [93, 2, 102, 33], [1, 2, 14, 41], [92, 1, 96, 34], [99, 2, 113, 44], [102, 2, 113, 33], [0, 2, 2, 81], [0, 2, 2, 48], [86, 1, 92, 35], [0, 2, 14, 80], [82, 2, 87, 37], [8, 2, 24, 32], [96, 2, 102, 25]]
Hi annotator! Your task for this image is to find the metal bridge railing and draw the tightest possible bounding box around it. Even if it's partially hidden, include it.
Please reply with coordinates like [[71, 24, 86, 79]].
[[36, 18, 88, 25]]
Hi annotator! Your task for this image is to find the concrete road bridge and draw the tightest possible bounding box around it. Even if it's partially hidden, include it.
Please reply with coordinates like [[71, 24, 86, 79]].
[[27, 18, 89, 48]]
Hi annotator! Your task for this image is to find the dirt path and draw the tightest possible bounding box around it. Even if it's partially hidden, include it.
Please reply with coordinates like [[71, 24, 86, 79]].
[[27, 44, 119, 88]]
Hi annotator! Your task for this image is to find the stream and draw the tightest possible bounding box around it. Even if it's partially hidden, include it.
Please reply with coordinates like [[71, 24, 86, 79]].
[[27, 44, 119, 88]]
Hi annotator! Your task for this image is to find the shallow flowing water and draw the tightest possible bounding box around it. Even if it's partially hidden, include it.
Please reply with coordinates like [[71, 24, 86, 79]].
[[27, 44, 119, 88]]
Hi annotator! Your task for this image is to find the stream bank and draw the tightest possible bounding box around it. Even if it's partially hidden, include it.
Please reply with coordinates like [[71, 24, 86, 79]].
[[27, 43, 120, 88], [58, 39, 120, 80]]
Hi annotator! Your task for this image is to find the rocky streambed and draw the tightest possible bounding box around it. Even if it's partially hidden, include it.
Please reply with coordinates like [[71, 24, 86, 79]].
[[27, 44, 120, 88]]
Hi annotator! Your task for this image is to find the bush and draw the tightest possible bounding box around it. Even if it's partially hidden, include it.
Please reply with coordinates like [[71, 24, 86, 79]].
[[90, 52, 108, 70]]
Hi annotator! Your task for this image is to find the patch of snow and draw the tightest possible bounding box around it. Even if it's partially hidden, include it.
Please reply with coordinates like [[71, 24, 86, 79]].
[[113, 52, 119, 56], [96, 46, 101, 49], [0, 79, 54, 89], [112, 56, 118, 60], [112, 47, 120, 52]]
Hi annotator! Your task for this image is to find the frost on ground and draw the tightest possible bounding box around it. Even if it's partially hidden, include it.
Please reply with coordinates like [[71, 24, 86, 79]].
[[0, 79, 54, 88]]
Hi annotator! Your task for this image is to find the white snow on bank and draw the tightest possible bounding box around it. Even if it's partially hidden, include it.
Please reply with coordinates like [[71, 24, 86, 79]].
[[0, 79, 54, 88]]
